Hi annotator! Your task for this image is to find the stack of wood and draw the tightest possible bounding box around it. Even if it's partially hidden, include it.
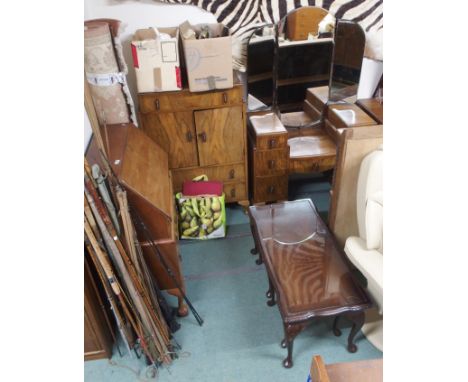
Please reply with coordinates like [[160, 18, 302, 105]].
[[84, 157, 175, 368]]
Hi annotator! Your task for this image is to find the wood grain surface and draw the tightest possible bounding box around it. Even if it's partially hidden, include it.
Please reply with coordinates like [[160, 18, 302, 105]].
[[140, 111, 198, 169], [194, 106, 244, 167]]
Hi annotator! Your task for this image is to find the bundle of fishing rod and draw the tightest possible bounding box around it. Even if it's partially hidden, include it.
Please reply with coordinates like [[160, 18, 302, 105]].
[[84, 157, 181, 372]]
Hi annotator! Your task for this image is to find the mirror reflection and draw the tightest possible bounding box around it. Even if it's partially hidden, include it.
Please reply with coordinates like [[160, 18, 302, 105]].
[[328, 20, 366, 102], [246, 24, 276, 112], [245, 7, 366, 128], [276, 7, 334, 126]]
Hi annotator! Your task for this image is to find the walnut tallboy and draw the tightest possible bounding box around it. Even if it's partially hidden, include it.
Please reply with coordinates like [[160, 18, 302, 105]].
[[138, 85, 249, 205]]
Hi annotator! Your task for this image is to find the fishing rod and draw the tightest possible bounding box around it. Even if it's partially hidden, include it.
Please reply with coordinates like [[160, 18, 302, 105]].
[[95, 150, 204, 326], [131, 209, 204, 327]]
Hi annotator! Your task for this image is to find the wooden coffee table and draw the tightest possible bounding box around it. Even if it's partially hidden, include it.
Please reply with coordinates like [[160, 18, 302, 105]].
[[248, 199, 372, 368]]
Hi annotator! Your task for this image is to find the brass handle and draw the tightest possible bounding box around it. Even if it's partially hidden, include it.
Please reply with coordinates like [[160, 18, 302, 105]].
[[268, 139, 276, 149], [154, 99, 160, 110], [268, 186, 275, 194], [223, 93, 228, 104], [230, 188, 236, 197], [186, 131, 193, 142], [198, 132, 207, 142], [268, 160, 276, 169], [229, 169, 235, 179]]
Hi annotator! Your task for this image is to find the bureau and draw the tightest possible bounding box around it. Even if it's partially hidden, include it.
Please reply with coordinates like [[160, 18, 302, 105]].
[[138, 85, 249, 205]]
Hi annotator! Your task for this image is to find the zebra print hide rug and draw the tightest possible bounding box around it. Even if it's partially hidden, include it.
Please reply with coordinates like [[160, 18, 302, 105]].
[[158, 0, 383, 69]]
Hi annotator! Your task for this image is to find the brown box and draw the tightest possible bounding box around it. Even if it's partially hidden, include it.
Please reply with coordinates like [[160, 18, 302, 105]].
[[179, 21, 233, 92]]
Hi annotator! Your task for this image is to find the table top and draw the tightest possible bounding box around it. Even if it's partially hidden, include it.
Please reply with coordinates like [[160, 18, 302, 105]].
[[356, 98, 383, 124], [249, 199, 371, 323]]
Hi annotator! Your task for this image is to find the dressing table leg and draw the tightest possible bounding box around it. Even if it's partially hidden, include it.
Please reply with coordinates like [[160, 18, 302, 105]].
[[346, 311, 365, 353]]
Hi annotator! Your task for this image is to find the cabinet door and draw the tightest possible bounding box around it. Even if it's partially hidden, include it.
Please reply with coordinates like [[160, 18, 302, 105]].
[[140, 112, 198, 169], [194, 106, 244, 167]]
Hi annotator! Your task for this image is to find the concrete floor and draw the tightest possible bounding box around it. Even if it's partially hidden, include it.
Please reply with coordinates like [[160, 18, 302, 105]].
[[85, 176, 382, 381]]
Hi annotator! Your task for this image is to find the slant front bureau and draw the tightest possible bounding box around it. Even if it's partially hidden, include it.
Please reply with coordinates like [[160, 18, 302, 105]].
[[139, 85, 249, 205]]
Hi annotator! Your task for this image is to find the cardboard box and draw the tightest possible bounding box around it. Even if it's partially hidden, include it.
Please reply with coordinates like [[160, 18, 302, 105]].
[[179, 22, 233, 92], [131, 27, 182, 93]]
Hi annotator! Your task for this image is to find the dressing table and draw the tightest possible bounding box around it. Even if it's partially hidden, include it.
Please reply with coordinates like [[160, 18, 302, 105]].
[[245, 6, 371, 204]]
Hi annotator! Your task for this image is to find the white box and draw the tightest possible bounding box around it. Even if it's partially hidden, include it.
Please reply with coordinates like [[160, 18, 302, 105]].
[[131, 27, 182, 93]]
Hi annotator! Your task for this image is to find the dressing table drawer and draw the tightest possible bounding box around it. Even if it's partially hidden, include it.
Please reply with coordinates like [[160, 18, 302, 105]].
[[252, 175, 288, 204], [253, 147, 289, 176], [254, 133, 288, 151], [139, 86, 243, 114], [171, 163, 246, 192]]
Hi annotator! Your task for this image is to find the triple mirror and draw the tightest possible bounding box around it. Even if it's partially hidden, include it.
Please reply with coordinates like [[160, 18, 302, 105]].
[[246, 6, 366, 128]]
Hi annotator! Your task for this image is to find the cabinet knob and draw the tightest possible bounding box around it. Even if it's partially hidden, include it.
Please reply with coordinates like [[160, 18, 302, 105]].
[[268, 139, 276, 149], [223, 92, 228, 104], [230, 188, 236, 197], [186, 131, 193, 142], [154, 99, 160, 110], [268, 186, 275, 194], [268, 160, 276, 169], [198, 132, 207, 142], [229, 169, 235, 179]]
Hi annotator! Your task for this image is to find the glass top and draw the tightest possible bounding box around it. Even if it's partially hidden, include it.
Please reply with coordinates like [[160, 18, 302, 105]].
[[249, 199, 371, 321]]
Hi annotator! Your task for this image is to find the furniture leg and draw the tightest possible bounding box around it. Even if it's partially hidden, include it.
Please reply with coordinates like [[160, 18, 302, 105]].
[[346, 311, 365, 353], [166, 288, 189, 317], [249, 222, 263, 264], [282, 323, 307, 368], [266, 277, 276, 306], [333, 315, 342, 336]]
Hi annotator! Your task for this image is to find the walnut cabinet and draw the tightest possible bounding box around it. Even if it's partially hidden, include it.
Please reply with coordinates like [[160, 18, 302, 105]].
[[139, 85, 249, 204]]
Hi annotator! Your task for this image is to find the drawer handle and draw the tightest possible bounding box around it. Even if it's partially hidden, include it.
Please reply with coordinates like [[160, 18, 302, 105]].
[[223, 92, 228, 104], [186, 131, 193, 142], [229, 169, 235, 179], [268, 186, 275, 194], [197, 132, 207, 142], [268, 160, 276, 169], [154, 99, 160, 110], [268, 139, 277, 149], [230, 188, 236, 197]]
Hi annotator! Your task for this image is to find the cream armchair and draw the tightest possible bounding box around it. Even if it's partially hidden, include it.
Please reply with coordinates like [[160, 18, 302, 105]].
[[344, 146, 383, 350]]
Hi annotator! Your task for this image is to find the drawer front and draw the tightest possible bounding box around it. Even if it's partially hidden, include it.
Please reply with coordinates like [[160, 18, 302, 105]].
[[254, 148, 289, 176], [303, 100, 322, 121], [139, 86, 243, 113], [324, 120, 345, 144], [224, 182, 247, 202], [253, 175, 288, 203], [255, 133, 288, 151], [289, 155, 336, 174], [171, 163, 246, 192]]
